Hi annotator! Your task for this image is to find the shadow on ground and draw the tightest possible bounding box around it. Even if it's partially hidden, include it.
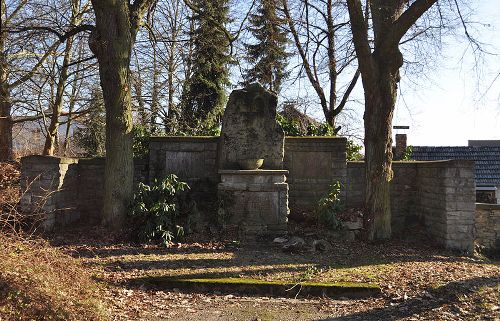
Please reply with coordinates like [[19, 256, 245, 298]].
[[314, 276, 499, 321]]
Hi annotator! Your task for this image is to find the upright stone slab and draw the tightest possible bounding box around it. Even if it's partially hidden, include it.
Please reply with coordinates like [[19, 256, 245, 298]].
[[218, 84, 289, 240], [219, 83, 285, 169]]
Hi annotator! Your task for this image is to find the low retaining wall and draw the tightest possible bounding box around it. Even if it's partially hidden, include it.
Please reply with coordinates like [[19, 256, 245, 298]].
[[19, 138, 479, 253], [20, 156, 148, 229], [346, 160, 476, 252], [149, 136, 347, 214], [20, 156, 79, 230], [149, 137, 219, 186], [475, 203, 500, 252], [284, 137, 347, 213]]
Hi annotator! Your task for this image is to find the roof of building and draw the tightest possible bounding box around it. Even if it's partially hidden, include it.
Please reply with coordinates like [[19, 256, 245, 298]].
[[468, 140, 500, 147], [411, 146, 500, 186], [279, 104, 320, 130]]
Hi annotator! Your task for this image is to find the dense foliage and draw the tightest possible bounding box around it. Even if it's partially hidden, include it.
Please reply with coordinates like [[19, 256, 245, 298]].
[[73, 87, 106, 157], [316, 181, 344, 230], [179, 0, 231, 133], [276, 113, 333, 136], [128, 175, 189, 246], [243, 0, 290, 93], [346, 140, 363, 161]]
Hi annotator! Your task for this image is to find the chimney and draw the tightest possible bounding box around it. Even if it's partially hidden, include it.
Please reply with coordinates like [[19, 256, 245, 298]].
[[395, 134, 407, 160]]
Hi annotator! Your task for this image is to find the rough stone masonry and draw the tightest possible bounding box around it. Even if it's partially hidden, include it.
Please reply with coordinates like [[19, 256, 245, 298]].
[[218, 83, 289, 239], [219, 83, 285, 170]]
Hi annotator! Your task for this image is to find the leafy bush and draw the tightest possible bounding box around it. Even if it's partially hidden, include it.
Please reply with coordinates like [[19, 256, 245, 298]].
[[128, 175, 189, 246], [276, 113, 334, 137], [346, 140, 363, 161], [132, 125, 151, 158], [401, 145, 413, 161], [316, 181, 344, 230]]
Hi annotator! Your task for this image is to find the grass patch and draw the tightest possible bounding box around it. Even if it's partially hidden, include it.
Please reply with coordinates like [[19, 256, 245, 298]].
[[0, 234, 109, 321], [134, 275, 381, 298]]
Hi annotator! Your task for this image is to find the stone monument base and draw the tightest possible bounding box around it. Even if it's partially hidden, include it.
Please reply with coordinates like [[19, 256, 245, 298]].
[[218, 170, 289, 239]]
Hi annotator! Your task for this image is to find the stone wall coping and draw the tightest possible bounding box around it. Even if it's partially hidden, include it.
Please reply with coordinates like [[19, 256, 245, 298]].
[[21, 155, 79, 164], [285, 136, 347, 142], [77, 157, 148, 165], [219, 170, 289, 175], [78, 157, 105, 165], [348, 160, 474, 167], [476, 203, 500, 210], [149, 136, 220, 142]]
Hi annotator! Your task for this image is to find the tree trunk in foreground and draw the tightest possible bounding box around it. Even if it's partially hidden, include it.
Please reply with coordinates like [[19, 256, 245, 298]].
[[363, 66, 399, 240], [0, 85, 12, 162], [90, 0, 151, 228], [0, 0, 12, 161], [347, 0, 437, 240]]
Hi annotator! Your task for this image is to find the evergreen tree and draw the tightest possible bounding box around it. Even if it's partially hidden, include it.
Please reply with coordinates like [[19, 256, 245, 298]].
[[74, 86, 106, 157], [180, 0, 231, 133], [244, 0, 289, 94]]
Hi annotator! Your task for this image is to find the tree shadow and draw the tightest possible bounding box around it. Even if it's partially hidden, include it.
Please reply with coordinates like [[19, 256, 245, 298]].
[[312, 276, 499, 321]]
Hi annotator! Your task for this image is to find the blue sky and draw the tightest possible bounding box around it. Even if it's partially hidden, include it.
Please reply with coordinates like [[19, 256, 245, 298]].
[[393, 0, 500, 146]]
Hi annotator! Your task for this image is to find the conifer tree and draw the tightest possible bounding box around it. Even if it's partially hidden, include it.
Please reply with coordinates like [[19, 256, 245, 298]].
[[180, 0, 231, 133], [244, 0, 289, 94]]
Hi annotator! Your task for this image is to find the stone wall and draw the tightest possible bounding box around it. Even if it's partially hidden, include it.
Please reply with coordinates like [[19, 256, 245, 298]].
[[284, 137, 347, 213], [346, 160, 475, 252], [475, 203, 500, 251], [346, 162, 418, 232], [19, 139, 478, 252], [148, 136, 347, 214], [20, 156, 148, 229], [149, 137, 219, 186], [20, 156, 79, 230]]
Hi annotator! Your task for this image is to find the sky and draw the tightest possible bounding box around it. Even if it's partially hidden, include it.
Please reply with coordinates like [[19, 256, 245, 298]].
[[392, 0, 500, 147]]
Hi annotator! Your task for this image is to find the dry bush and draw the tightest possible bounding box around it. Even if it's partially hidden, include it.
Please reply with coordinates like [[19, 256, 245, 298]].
[[0, 162, 45, 236], [0, 162, 109, 320]]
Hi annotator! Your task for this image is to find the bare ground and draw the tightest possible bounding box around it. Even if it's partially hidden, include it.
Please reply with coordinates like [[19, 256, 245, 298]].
[[49, 227, 499, 321], [2, 161, 498, 320]]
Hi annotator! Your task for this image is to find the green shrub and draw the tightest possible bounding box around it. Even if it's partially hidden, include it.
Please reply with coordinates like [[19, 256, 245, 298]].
[[316, 181, 344, 230], [276, 113, 334, 137], [346, 140, 363, 161], [132, 125, 151, 158], [128, 175, 189, 246], [401, 145, 413, 161]]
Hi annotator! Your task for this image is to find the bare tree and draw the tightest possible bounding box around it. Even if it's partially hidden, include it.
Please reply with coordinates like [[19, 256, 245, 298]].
[[282, 0, 359, 133], [43, 0, 90, 155], [0, 0, 93, 160], [346, 0, 449, 240]]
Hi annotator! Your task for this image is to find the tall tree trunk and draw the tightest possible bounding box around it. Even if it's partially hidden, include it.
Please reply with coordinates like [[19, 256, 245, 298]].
[[91, 2, 134, 229], [150, 46, 159, 133], [0, 0, 12, 161], [90, 0, 151, 228], [0, 84, 12, 162], [43, 0, 83, 155], [63, 43, 84, 156], [363, 66, 399, 240]]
